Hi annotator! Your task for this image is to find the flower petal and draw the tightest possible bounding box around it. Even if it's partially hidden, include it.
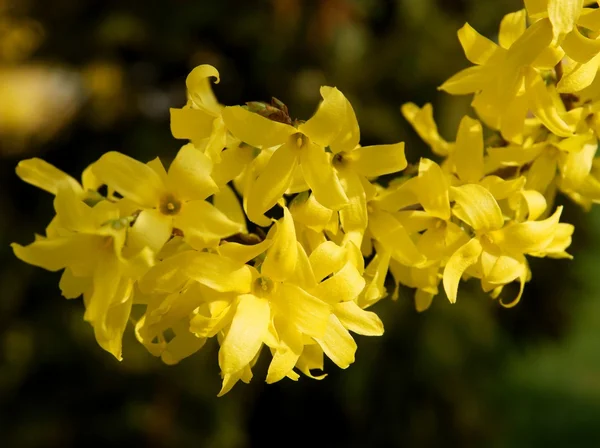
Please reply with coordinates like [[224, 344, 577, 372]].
[[92, 151, 165, 208], [417, 158, 451, 220], [213, 184, 247, 234], [454, 116, 484, 183], [167, 144, 218, 202], [273, 283, 330, 338], [451, 184, 504, 231], [219, 294, 270, 375], [489, 206, 563, 254], [350, 142, 407, 177], [401, 103, 451, 156], [262, 207, 298, 282], [442, 237, 483, 303], [221, 105, 294, 148], [298, 86, 346, 148], [300, 142, 348, 210], [175, 200, 244, 250], [458, 22, 499, 65], [16, 158, 82, 196], [266, 319, 303, 384], [499, 10, 526, 49], [127, 209, 173, 254], [333, 301, 383, 336], [186, 64, 221, 114], [246, 142, 297, 224], [314, 261, 365, 304], [368, 210, 426, 266], [315, 314, 356, 369], [170, 108, 215, 142]]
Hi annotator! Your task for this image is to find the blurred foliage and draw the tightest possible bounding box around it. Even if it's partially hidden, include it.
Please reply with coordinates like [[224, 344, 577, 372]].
[[1, 0, 599, 446]]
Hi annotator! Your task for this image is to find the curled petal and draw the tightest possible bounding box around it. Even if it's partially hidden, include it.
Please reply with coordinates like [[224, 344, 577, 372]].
[[443, 238, 483, 303], [315, 314, 356, 369], [333, 301, 383, 336]]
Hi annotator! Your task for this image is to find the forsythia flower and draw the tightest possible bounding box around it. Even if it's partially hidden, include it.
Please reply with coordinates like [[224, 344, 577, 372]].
[[13, 0, 593, 395]]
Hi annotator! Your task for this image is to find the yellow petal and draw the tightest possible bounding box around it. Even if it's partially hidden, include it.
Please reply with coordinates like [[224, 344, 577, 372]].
[[221, 105, 294, 148], [217, 239, 273, 265], [368, 210, 426, 266], [563, 26, 600, 63], [167, 144, 218, 202], [559, 136, 597, 189], [454, 116, 484, 183], [458, 22, 499, 64], [92, 151, 165, 208], [170, 108, 215, 142], [415, 289, 435, 312], [314, 261, 366, 304], [506, 18, 553, 67], [499, 10, 527, 49], [262, 207, 298, 282], [315, 314, 356, 369], [530, 222, 574, 258], [213, 184, 247, 234], [53, 187, 95, 232], [298, 86, 346, 148], [350, 142, 407, 177], [211, 144, 255, 187], [300, 142, 348, 210], [373, 176, 420, 212], [246, 142, 297, 223], [417, 158, 451, 220], [16, 158, 82, 196], [489, 206, 563, 254], [451, 184, 504, 231], [557, 55, 600, 93], [273, 283, 330, 338], [289, 193, 333, 232], [442, 237, 483, 303], [59, 268, 89, 299], [293, 345, 325, 380], [175, 200, 244, 250], [287, 242, 318, 289], [338, 169, 368, 232], [186, 64, 221, 114], [266, 320, 303, 384], [439, 66, 489, 95], [309, 241, 348, 282], [219, 294, 270, 375], [524, 0, 546, 17], [333, 301, 383, 336], [12, 236, 85, 272], [329, 91, 360, 154], [525, 151, 557, 192], [127, 209, 173, 253], [161, 328, 207, 365], [401, 103, 451, 156], [549, 0, 584, 39], [526, 72, 574, 137]]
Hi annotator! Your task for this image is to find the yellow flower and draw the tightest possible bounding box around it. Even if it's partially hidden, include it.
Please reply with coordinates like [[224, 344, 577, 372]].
[[91, 144, 244, 253], [170, 65, 228, 162], [12, 186, 153, 359], [222, 86, 406, 225]]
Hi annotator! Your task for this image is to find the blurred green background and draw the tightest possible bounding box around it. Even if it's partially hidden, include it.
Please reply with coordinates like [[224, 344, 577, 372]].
[[2, 0, 600, 446]]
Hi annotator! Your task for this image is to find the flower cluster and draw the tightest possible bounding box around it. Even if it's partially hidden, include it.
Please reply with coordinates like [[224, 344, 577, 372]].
[[13, 0, 599, 394]]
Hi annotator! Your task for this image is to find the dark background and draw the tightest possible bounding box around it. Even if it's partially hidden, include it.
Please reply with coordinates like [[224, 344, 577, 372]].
[[1, 0, 600, 446]]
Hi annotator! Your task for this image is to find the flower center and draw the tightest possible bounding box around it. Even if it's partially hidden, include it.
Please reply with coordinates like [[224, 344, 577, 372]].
[[252, 276, 274, 298], [159, 194, 182, 215], [332, 152, 347, 168]]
